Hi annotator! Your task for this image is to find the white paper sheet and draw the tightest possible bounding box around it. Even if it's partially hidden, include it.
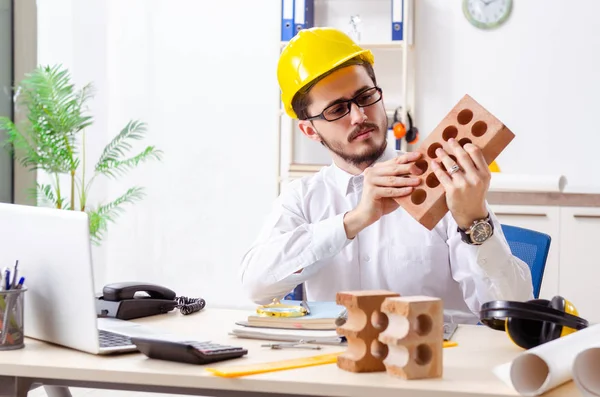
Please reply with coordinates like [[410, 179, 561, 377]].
[[489, 173, 567, 193], [493, 324, 600, 396], [573, 347, 600, 396]]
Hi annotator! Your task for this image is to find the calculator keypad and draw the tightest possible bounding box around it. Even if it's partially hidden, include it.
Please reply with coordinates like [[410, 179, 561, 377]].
[[185, 341, 245, 355]]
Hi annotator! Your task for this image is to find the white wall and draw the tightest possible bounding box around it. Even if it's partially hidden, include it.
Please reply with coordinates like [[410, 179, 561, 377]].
[[414, 0, 600, 192], [35, 0, 280, 309], [101, 0, 280, 308]]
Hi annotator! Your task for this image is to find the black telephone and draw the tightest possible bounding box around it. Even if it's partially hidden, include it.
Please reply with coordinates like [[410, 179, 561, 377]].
[[96, 281, 206, 320]]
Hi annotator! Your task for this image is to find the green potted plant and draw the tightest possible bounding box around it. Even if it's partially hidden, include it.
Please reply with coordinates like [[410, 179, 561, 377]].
[[0, 64, 163, 245]]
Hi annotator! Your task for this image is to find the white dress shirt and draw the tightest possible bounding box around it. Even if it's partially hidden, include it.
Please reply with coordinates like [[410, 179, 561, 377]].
[[240, 145, 534, 324]]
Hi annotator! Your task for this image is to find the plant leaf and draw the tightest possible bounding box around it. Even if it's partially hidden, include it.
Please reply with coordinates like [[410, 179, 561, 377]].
[[96, 145, 163, 179], [9, 64, 93, 174], [87, 186, 146, 245], [95, 120, 148, 173]]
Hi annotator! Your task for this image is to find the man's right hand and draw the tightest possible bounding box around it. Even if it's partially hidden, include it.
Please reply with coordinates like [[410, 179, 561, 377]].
[[343, 152, 423, 239]]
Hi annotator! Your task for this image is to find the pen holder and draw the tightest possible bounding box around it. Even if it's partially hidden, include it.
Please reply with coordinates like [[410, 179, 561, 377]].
[[0, 288, 27, 350]]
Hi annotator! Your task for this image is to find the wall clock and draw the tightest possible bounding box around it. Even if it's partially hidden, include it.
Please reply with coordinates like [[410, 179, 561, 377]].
[[462, 0, 513, 30]]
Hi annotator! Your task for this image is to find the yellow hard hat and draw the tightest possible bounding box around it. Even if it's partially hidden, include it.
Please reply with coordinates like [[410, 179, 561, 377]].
[[489, 160, 501, 172], [277, 27, 374, 119]]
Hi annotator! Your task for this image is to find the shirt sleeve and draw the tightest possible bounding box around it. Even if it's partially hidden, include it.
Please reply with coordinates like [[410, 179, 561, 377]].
[[239, 181, 352, 304], [447, 203, 535, 317]]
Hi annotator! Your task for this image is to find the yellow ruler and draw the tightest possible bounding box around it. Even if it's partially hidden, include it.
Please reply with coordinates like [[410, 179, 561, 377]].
[[206, 352, 343, 378]]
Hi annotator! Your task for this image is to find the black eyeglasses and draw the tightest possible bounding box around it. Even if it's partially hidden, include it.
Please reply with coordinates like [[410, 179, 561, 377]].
[[305, 86, 383, 122]]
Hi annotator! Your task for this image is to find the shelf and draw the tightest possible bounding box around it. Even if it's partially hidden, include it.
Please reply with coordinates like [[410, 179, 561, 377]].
[[280, 41, 404, 50]]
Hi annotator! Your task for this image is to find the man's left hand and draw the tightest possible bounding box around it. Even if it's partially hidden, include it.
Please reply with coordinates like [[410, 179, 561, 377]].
[[430, 138, 490, 230]]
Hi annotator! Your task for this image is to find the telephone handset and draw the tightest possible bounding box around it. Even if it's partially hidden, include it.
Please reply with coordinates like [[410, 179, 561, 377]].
[[102, 282, 177, 302], [96, 281, 206, 320]]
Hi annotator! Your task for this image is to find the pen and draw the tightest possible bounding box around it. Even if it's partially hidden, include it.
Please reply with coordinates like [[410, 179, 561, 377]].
[[301, 284, 310, 315], [335, 309, 348, 326], [4, 269, 10, 291], [300, 300, 311, 315], [11, 260, 18, 290], [15, 277, 24, 290]]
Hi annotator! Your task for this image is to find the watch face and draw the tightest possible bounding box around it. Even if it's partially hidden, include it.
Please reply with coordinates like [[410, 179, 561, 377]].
[[463, 0, 512, 30], [471, 222, 493, 243]]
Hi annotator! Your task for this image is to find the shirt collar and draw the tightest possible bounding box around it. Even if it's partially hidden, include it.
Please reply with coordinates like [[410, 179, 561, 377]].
[[330, 143, 400, 196]]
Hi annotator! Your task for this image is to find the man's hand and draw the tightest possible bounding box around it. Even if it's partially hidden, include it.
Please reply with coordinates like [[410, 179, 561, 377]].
[[431, 138, 490, 230], [344, 152, 424, 239]]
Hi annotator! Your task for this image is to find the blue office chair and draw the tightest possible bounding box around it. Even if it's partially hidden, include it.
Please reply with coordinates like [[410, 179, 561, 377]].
[[284, 283, 304, 301], [501, 224, 551, 299]]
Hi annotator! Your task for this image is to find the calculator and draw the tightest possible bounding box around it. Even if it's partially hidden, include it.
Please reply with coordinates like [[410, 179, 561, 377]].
[[131, 337, 248, 365]]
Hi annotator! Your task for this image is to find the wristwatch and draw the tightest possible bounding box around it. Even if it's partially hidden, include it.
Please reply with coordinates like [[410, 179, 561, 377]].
[[458, 214, 494, 245]]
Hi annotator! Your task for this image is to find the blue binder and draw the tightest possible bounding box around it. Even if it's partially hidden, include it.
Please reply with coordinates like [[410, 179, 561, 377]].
[[294, 0, 314, 34], [281, 0, 295, 41], [392, 0, 403, 41]]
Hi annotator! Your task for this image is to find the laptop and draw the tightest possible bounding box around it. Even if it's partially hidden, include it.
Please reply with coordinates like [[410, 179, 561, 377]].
[[0, 202, 179, 354]]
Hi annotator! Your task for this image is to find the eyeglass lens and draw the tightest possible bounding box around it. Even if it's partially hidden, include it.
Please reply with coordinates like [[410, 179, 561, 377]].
[[323, 87, 381, 121]]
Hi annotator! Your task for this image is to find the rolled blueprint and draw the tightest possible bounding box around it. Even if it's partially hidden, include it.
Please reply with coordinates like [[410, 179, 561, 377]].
[[489, 173, 567, 193], [573, 347, 600, 397], [493, 324, 600, 396]]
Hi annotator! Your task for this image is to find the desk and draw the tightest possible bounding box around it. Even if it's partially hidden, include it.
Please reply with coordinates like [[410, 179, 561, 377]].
[[0, 308, 579, 397]]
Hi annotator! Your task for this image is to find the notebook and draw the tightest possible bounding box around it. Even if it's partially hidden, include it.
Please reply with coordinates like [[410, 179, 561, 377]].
[[230, 323, 345, 345], [245, 300, 346, 330]]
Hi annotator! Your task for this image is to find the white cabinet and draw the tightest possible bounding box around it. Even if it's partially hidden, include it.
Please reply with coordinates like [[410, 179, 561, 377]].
[[558, 206, 600, 324], [489, 204, 561, 300]]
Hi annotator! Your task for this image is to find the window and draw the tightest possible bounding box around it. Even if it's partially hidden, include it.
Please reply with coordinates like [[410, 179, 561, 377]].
[[0, 0, 13, 203]]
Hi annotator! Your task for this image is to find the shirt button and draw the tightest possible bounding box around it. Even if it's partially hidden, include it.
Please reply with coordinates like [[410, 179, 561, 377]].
[[329, 247, 334, 253], [364, 255, 371, 262], [480, 258, 487, 264]]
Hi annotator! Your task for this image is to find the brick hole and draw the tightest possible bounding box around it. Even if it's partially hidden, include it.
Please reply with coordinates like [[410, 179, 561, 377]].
[[457, 109, 473, 125], [458, 137, 472, 147], [411, 189, 427, 205], [371, 339, 388, 359], [414, 159, 428, 173], [425, 173, 440, 188], [371, 311, 388, 331], [472, 121, 488, 137], [414, 314, 433, 336], [427, 143, 443, 159], [442, 126, 458, 141], [415, 344, 433, 366]]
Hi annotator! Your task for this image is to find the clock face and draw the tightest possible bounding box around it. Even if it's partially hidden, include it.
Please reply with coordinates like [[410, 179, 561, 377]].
[[463, 0, 513, 30]]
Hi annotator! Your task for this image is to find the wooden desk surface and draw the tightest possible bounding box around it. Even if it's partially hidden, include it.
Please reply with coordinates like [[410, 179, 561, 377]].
[[0, 308, 579, 397]]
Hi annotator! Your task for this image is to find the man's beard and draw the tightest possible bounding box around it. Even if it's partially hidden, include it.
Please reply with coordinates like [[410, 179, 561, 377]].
[[317, 121, 388, 168]]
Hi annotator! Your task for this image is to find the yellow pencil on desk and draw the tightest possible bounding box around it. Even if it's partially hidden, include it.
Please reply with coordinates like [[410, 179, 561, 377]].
[[207, 342, 458, 377]]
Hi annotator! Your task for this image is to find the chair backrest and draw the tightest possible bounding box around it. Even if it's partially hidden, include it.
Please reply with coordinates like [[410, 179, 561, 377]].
[[285, 283, 305, 301], [500, 224, 551, 299]]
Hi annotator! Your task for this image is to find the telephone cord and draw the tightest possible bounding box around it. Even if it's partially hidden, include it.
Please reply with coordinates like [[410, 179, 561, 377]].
[[175, 296, 206, 315]]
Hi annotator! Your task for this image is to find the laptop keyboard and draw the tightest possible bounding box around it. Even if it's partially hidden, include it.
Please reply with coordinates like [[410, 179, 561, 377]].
[[99, 329, 133, 348]]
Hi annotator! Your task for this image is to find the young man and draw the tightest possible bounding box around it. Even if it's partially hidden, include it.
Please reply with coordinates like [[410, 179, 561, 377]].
[[239, 27, 533, 324]]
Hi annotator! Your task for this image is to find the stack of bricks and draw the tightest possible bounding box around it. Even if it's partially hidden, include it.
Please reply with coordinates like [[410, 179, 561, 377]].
[[336, 290, 443, 380]]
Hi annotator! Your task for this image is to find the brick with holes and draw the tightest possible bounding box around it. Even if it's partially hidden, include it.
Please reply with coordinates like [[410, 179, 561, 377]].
[[394, 94, 515, 230], [335, 290, 400, 373], [378, 296, 444, 380]]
